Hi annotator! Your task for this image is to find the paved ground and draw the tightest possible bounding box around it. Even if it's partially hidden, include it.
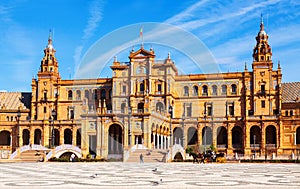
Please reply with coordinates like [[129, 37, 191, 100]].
[[0, 162, 299, 189]]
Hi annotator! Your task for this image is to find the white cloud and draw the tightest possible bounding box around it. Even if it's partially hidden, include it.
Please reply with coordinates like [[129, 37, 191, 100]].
[[73, 0, 104, 67]]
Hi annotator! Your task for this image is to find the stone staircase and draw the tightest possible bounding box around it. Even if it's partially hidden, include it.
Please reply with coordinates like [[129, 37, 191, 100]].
[[126, 149, 167, 163], [16, 150, 50, 162]]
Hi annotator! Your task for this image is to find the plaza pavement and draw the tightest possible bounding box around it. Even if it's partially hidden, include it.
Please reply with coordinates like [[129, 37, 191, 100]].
[[0, 162, 299, 189]]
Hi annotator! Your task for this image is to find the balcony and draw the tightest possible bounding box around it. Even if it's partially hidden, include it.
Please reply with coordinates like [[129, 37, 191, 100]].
[[232, 144, 243, 149], [250, 144, 260, 149]]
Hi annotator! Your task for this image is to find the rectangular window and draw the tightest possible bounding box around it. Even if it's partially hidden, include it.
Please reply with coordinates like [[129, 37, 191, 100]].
[[207, 106, 212, 116], [44, 107, 47, 113], [186, 104, 192, 117], [229, 104, 234, 116], [261, 85, 265, 94], [158, 84, 162, 93], [261, 100, 265, 108], [122, 85, 126, 93]]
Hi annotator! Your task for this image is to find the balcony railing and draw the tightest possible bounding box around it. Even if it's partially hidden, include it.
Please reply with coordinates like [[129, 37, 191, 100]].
[[232, 144, 242, 149], [217, 144, 227, 148], [265, 144, 276, 148], [250, 144, 260, 149]]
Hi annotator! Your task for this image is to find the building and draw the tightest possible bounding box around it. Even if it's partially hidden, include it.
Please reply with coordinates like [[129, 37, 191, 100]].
[[0, 19, 300, 161]]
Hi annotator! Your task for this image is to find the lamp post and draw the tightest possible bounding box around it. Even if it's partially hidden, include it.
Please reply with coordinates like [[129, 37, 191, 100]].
[[204, 115, 207, 154], [16, 108, 21, 148], [182, 114, 185, 148], [51, 109, 56, 148], [128, 106, 132, 146], [253, 134, 256, 159], [169, 105, 173, 147]]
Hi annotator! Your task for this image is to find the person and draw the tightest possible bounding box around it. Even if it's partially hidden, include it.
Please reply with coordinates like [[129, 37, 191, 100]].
[[140, 153, 144, 163], [70, 153, 75, 162]]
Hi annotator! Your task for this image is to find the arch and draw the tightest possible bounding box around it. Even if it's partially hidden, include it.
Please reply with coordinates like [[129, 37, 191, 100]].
[[156, 102, 164, 113], [266, 125, 276, 146], [174, 152, 184, 161], [84, 89, 89, 99], [217, 126, 227, 146], [0, 130, 11, 146], [250, 126, 261, 145], [296, 127, 300, 144], [173, 127, 183, 146], [76, 90, 81, 100], [193, 85, 198, 96], [22, 129, 30, 145], [183, 86, 189, 96], [202, 85, 208, 96], [76, 129, 81, 147], [231, 84, 237, 94], [221, 85, 227, 95], [64, 129, 72, 144], [202, 126, 212, 146], [212, 85, 218, 96], [68, 90, 73, 100], [232, 126, 243, 146], [108, 124, 123, 155], [34, 129, 42, 145], [187, 127, 198, 145]]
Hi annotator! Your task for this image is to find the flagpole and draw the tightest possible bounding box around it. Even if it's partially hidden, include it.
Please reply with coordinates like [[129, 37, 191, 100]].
[[140, 27, 143, 48]]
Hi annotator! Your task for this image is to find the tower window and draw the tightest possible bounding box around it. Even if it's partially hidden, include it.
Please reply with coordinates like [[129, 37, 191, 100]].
[[261, 85, 265, 94], [231, 84, 237, 94], [68, 90, 73, 100], [212, 85, 218, 96], [158, 84, 162, 93], [193, 86, 198, 96], [44, 107, 47, 113], [261, 100, 265, 108], [221, 85, 227, 95]]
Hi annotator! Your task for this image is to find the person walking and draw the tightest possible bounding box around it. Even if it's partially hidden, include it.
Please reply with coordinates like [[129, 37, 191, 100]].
[[140, 153, 144, 163]]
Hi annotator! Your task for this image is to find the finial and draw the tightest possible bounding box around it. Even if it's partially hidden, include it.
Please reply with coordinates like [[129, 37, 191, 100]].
[[278, 60, 281, 69], [244, 62, 248, 71], [168, 52, 171, 59], [114, 56, 117, 62], [261, 13, 264, 25], [131, 46, 134, 52]]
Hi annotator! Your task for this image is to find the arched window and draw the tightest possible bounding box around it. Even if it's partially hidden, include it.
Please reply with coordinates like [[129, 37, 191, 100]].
[[212, 85, 218, 96], [68, 90, 73, 100], [109, 89, 112, 99], [84, 90, 89, 99], [93, 89, 98, 100], [221, 85, 227, 95], [184, 86, 189, 96], [231, 84, 237, 94], [193, 86, 198, 96], [202, 85, 208, 96], [76, 90, 81, 100]]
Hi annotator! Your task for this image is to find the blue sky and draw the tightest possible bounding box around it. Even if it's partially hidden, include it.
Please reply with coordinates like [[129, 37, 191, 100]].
[[0, 0, 300, 92]]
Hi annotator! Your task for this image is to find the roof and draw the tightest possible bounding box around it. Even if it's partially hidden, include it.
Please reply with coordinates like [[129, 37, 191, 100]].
[[0, 92, 31, 110], [282, 82, 300, 103]]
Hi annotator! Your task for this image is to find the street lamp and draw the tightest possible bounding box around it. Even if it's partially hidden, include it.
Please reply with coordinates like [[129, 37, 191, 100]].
[[182, 114, 185, 148], [16, 108, 21, 148], [253, 134, 256, 159], [128, 106, 132, 146], [51, 109, 56, 148], [169, 105, 173, 147]]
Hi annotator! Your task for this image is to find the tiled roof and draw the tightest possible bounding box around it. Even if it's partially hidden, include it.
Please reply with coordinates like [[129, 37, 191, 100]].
[[0, 92, 31, 110], [282, 82, 300, 103]]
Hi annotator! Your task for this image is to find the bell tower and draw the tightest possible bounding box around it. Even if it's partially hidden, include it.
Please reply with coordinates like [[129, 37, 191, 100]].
[[250, 15, 281, 116], [31, 31, 60, 120]]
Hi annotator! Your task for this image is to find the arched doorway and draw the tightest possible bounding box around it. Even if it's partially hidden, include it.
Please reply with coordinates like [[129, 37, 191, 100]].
[[266, 125, 277, 146], [64, 129, 72, 144], [34, 129, 41, 145], [0, 130, 11, 146], [217, 126, 227, 148], [187, 127, 198, 145], [232, 126, 243, 148], [173, 127, 183, 146], [296, 127, 300, 144], [250, 126, 261, 145], [22, 129, 30, 145], [202, 126, 212, 146], [108, 124, 123, 156], [76, 129, 81, 147]]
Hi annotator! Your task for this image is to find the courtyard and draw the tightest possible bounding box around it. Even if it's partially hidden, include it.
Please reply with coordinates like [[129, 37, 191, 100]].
[[0, 162, 299, 188]]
